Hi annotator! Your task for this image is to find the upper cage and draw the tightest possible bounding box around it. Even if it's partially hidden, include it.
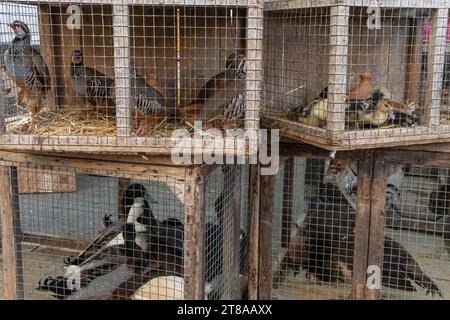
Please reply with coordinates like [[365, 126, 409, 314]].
[[262, 0, 449, 150], [0, 0, 263, 154]]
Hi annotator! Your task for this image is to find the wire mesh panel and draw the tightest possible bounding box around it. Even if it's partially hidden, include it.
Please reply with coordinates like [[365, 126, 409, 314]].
[[0, 0, 263, 154], [262, 1, 448, 150], [380, 163, 450, 300], [271, 157, 356, 299], [0, 160, 247, 300]]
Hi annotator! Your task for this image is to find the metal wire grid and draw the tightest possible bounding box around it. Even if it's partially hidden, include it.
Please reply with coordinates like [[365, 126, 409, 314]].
[[0, 162, 207, 300], [381, 164, 450, 300], [271, 157, 355, 300], [262, 4, 447, 147], [203, 164, 249, 300], [0, 1, 262, 151]]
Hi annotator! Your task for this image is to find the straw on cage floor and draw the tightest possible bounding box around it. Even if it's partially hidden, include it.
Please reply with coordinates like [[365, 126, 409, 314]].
[[5, 107, 185, 137]]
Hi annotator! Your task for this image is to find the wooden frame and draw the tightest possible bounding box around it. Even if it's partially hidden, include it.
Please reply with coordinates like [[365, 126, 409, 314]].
[[0, 0, 263, 156], [262, 2, 449, 151], [256, 142, 450, 300], [0, 152, 246, 300]]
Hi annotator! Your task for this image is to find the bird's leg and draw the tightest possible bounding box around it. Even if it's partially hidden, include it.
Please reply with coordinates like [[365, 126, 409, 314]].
[[17, 85, 26, 106], [26, 100, 37, 133], [136, 119, 148, 137]]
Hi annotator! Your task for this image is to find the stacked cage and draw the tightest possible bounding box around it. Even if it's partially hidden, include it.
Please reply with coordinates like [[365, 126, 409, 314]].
[[0, 157, 249, 300], [0, 0, 263, 154], [262, 0, 448, 150], [268, 154, 448, 300]]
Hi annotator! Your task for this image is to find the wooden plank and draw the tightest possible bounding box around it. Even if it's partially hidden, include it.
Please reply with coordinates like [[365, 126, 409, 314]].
[[327, 4, 349, 136], [424, 8, 447, 126], [366, 153, 388, 300], [22, 232, 87, 251], [183, 166, 206, 300], [0, 151, 187, 180], [247, 164, 260, 300], [37, 6, 57, 110], [258, 173, 275, 299], [351, 151, 374, 300], [221, 165, 242, 299], [281, 157, 294, 248], [17, 167, 77, 194], [0, 72, 5, 133], [0, 166, 24, 299], [404, 17, 422, 103]]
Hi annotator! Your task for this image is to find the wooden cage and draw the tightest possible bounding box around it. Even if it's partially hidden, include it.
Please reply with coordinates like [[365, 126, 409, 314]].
[[0, 0, 263, 155], [262, 0, 449, 150], [0, 153, 249, 300], [251, 144, 450, 300]]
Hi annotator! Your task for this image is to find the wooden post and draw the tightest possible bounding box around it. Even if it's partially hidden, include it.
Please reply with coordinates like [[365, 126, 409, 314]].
[[366, 152, 388, 300], [351, 151, 374, 300], [404, 17, 423, 103], [217, 165, 242, 299], [113, 4, 131, 142], [244, 0, 263, 131], [247, 164, 260, 300], [0, 166, 24, 299], [327, 4, 349, 140], [183, 166, 206, 300], [281, 157, 294, 248], [0, 74, 5, 133], [424, 8, 447, 126], [258, 173, 275, 300]]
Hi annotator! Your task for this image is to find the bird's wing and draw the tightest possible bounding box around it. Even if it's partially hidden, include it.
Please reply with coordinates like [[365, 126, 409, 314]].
[[385, 237, 443, 297], [64, 220, 125, 266], [202, 78, 245, 120], [28, 46, 51, 87], [194, 71, 227, 103]]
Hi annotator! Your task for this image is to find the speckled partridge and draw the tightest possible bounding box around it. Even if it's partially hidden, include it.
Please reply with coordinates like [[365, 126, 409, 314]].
[[4, 20, 51, 133]]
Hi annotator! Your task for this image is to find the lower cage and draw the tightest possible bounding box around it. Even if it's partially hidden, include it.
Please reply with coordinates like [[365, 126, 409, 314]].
[[270, 157, 450, 300], [0, 160, 249, 300]]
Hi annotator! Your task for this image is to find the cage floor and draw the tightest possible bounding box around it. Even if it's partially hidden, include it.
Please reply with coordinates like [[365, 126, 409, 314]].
[[0, 243, 78, 300], [272, 229, 450, 300]]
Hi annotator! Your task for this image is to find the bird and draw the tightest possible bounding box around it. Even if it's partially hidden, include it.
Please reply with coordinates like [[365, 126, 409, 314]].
[[347, 72, 373, 101], [356, 89, 395, 128], [297, 87, 328, 128], [62, 184, 156, 268], [70, 50, 115, 116], [277, 197, 443, 297], [3, 20, 51, 133], [181, 52, 246, 128], [37, 223, 151, 300], [130, 63, 171, 136]]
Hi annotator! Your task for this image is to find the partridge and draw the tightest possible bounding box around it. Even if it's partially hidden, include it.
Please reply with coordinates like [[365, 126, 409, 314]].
[[130, 63, 170, 136], [184, 52, 246, 128], [70, 50, 115, 115], [4, 21, 51, 133]]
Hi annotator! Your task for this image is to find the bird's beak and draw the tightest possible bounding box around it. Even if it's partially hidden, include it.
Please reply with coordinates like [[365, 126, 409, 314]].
[[8, 23, 16, 29]]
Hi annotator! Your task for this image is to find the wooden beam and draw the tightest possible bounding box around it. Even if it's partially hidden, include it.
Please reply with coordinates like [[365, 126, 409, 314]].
[[258, 173, 275, 300], [0, 151, 187, 179], [281, 157, 294, 248], [22, 232, 87, 251], [351, 151, 374, 300], [327, 4, 349, 137], [183, 166, 206, 300], [404, 17, 422, 103], [247, 164, 260, 300], [0, 166, 24, 299], [366, 153, 388, 300]]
